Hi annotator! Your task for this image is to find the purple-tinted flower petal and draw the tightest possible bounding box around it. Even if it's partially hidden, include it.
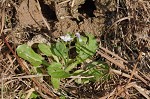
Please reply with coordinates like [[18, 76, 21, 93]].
[[75, 32, 80, 38], [75, 32, 82, 42]]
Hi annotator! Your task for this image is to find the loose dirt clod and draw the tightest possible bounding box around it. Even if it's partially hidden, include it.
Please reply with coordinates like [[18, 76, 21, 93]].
[[18, 0, 44, 27]]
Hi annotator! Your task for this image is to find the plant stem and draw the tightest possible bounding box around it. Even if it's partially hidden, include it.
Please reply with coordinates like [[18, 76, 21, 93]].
[[42, 60, 50, 67]]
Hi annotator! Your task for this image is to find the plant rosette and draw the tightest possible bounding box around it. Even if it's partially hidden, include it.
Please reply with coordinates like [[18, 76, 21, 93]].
[[16, 33, 109, 89]]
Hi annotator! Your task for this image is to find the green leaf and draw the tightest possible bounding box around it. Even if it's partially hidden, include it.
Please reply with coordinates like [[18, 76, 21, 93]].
[[76, 34, 98, 62], [50, 70, 70, 78], [64, 61, 78, 72], [16, 44, 43, 66], [52, 55, 59, 63], [29, 91, 38, 99], [47, 62, 62, 75], [88, 69, 102, 81], [73, 69, 84, 75], [38, 43, 52, 56], [47, 62, 70, 78], [52, 42, 68, 58], [38, 43, 60, 63], [75, 78, 89, 84], [60, 95, 66, 99], [51, 77, 60, 89], [86, 61, 110, 81]]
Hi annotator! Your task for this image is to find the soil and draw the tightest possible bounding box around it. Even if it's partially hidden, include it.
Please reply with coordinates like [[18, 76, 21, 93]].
[[15, 0, 111, 39], [0, 0, 150, 98]]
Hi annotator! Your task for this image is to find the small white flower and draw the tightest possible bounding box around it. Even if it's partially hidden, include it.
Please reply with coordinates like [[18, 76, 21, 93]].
[[75, 32, 82, 42], [60, 34, 73, 42]]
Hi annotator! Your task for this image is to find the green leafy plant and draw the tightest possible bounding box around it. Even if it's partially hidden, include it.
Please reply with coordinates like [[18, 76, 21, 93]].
[[16, 33, 109, 89], [29, 91, 39, 99]]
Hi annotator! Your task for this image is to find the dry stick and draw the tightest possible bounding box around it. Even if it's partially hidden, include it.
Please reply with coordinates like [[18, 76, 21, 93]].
[[59, 0, 70, 5], [71, 0, 75, 7], [138, 0, 150, 19], [138, 70, 150, 81], [127, 52, 142, 84], [110, 69, 132, 79], [99, 46, 128, 64], [99, 88, 116, 99], [107, 16, 133, 32], [97, 50, 127, 70], [105, 16, 133, 42], [0, 74, 49, 81], [0, 4, 5, 34], [133, 84, 150, 99], [2, 34, 58, 98], [97, 50, 149, 86], [1, 73, 4, 99], [25, 88, 35, 99], [5, 54, 16, 73], [114, 82, 136, 99], [100, 82, 135, 99], [132, 72, 149, 86], [114, 52, 142, 98], [99, 49, 150, 98], [115, 82, 150, 99], [1, 0, 7, 6], [0, 5, 5, 99]]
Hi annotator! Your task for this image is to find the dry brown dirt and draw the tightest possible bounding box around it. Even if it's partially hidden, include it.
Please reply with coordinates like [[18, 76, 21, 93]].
[[15, 0, 109, 39]]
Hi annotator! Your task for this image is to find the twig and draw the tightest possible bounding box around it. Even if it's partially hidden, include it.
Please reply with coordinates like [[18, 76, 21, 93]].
[[99, 88, 116, 99], [107, 16, 133, 32], [97, 50, 128, 70], [132, 72, 149, 86], [97, 48, 149, 86], [127, 52, 142, 84], [0, 74, 49, 81], [138, 70, 150, 81], [1, 73, 4, 99], [114, 82, 150, 99], [71, 0, 75, 7], [133, 84, 150, 99], [0, 3, 5, 34], [99, 46, 128, 64], [114, 82, 135, 98], [25, 88, 35, 99], [110, 69, 132, 79], [59, 0, 70, 5]]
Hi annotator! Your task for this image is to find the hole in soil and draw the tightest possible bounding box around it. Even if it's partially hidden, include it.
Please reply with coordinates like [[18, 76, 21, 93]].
[[23, 26, 40, 40], [31, 43, 39, 53], [78, 0, 96, 17], [39, 1, 57, 21]]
